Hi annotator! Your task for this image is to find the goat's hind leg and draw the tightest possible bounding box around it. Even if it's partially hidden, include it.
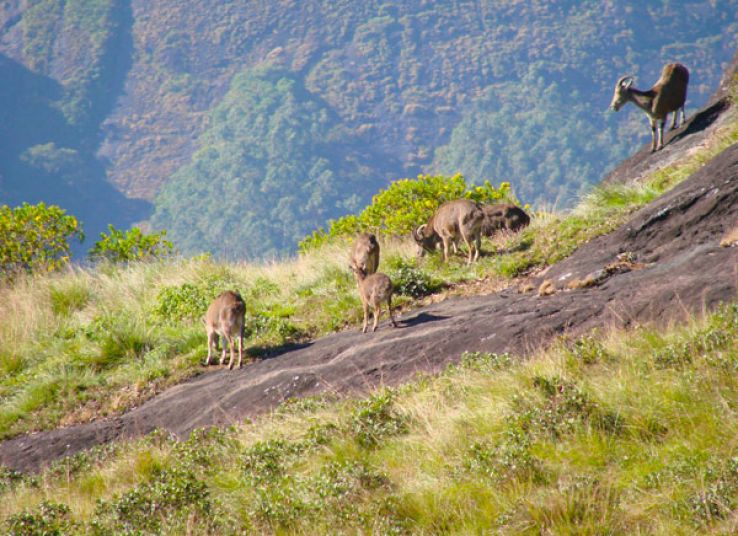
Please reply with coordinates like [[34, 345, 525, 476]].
[[387, 296, 398, 327], [205, 331, 217, 365]]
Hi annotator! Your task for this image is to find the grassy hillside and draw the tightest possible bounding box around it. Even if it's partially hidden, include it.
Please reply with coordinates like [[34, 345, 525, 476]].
[[1, 1, 737, 257], [1, 93, 736, 442], [0, 78, 736, 536], [2, 295, 738, 533]]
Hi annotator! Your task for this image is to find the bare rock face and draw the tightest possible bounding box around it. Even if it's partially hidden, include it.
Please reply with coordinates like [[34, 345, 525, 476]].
[[2, 101, 738, 474]]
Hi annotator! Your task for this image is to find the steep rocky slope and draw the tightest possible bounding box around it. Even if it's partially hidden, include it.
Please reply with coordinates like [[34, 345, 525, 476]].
[[2, 94, 736, 471]]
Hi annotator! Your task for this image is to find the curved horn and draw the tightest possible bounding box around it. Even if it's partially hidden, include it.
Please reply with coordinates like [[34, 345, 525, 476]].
[[617, 75, 634, 89], [412, 224, 426, 242]]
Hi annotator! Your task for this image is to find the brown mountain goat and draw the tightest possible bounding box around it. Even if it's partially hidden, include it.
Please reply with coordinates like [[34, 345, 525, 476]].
[[610, 62, 689, 152], [412, 199, 484, 263]]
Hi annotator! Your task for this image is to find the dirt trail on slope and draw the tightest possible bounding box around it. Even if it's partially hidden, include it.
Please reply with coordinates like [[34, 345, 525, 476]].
[[2, 118, 738, 474]]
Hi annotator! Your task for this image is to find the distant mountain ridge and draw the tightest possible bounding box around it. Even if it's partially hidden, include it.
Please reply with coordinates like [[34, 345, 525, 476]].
[[1, 1, 737, 257]]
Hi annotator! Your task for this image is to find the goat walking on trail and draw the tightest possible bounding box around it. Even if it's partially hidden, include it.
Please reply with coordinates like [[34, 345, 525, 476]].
[[204, 290, 245, 370], [610, 62, 689, 152]]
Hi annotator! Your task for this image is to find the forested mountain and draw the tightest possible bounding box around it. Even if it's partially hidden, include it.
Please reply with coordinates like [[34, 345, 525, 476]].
[[1, 1, 737, 258]]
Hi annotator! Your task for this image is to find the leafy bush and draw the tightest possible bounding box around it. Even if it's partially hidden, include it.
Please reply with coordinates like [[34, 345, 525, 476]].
[[89, 224, 173, 263], [300, 174, 515, 251], [0, 202, 83, 279]]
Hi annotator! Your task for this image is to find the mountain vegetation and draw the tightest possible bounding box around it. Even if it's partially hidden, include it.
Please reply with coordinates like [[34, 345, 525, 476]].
[[1, 1, 737, 257], [0, 41, 736, 536]]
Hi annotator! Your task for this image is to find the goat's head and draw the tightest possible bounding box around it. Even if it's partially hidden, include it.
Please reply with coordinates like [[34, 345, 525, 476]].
[[610, 75, 634, 111], [349, 263, 367, 281], [412, 224, 439, 258]]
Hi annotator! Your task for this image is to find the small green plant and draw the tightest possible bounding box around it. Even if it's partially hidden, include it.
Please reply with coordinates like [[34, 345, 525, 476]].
[[89, 225, 173, 263], [459, 351, 515, 371], [153, 270, 240, 322], [49, 282, 90, 317], [154, 282, 212, 321], [464, 428, 541, 483], [387, 258, 442, 298], [0, 202, 83, 279], [566, 335, 610, 365], [349, 389, 409, 448]]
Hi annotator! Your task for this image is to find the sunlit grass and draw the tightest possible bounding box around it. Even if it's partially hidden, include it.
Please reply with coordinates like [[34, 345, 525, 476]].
[[3, 300, 738, 533]]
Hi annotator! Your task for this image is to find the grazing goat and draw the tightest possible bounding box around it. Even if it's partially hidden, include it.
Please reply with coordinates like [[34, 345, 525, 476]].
[[412, 198, 484, 263], [204, 290, 245, 370], [480, 204, 530, 237], [349, 233, 380, 276], [350, 266, 398, 333], [610, 62, 689, 152]]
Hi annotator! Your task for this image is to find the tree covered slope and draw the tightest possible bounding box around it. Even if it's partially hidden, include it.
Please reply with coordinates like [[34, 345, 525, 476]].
[[1, 1, 737, 257]]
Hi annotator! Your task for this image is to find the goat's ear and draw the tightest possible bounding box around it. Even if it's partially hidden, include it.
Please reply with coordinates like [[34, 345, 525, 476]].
[[621, 77, 634, 89]]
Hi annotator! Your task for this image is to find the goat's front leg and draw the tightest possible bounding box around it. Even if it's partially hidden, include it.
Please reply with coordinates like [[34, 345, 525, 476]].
[[237, 325, 243, 369], [442, 236, 450, 262], [461, 232, 473, 264], [670, 111, 678, 130], [657, 120, 665, 150]]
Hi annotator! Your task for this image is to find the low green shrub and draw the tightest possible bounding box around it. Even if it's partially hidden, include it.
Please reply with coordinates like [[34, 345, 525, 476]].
[[153, 271, 241, 322], [5, 500, 77, 535]]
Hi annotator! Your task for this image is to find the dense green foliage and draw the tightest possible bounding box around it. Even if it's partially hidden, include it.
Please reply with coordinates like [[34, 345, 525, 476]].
[[89, 225, 173, 263], [1, 0, 146, 246], [152, 66, 375, 258], [0, 202, 83, 279], [2, 1, 737, 258], [299, 173, 516, 251]]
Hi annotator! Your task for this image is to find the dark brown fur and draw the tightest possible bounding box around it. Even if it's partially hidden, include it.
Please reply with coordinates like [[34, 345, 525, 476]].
[[480, 204, 530, 237]]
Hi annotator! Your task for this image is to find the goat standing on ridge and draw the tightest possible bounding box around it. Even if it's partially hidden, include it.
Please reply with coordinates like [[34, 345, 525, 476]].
[[610, 62, 689, 152]]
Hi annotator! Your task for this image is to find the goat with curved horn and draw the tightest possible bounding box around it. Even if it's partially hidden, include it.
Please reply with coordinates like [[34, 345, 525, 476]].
[[610, 63, 689, 152]]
